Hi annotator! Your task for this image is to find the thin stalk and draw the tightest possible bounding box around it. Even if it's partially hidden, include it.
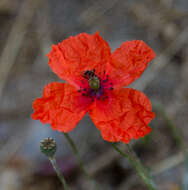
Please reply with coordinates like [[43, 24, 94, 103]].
[[63, 133, 88, 177], [152, 100, 188, 190], [63, 133, 100, 190], [112, 143, 156, 190], [49, 157, 70, 190], [152, 100, 185, 149]]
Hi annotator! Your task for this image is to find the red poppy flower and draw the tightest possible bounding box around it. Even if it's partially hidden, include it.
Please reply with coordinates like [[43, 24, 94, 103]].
[[32, 32, 156, 143]]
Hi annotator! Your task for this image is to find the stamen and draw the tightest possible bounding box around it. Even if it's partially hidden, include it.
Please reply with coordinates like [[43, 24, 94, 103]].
[[81, 69, 113, 101], [102, 96, 108, 100], [103, 79, 108, 83]]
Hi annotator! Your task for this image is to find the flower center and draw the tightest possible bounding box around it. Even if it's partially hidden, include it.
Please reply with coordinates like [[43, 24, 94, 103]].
[[79, 69, 113, 101], [88, 76, 100, 90]]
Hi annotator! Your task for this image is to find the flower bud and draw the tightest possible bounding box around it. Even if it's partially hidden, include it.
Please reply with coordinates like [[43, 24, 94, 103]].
[[40, 137, 57, 158]]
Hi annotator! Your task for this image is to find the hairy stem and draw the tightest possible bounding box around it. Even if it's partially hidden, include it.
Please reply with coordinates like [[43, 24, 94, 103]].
[[112, 143, 157, 190], [63, 133, 100, 190], [49, 157, 70, 190]]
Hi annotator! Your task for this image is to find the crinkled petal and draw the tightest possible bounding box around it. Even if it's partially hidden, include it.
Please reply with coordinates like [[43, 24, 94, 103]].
[[47, 32, 111, 88], [89, 88, 155, 143], [32, 82, 91, 132], [110, 40, 156, 88]]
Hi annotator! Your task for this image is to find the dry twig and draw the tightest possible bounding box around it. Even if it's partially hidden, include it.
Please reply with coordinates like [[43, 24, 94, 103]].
[[0, 0, 43, 99]]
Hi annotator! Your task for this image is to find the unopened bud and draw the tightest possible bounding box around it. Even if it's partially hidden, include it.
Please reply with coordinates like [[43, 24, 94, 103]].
[[40, 137, 57, 158]]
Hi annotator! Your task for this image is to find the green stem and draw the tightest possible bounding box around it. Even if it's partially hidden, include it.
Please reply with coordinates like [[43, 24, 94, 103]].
[[112, 143, 156, 190], [152, 100, 185, 149], [63, 133, 100, 190], [63, 133, 88, 177], [49, 157, 70, 190], [152, 100, 188, 190]]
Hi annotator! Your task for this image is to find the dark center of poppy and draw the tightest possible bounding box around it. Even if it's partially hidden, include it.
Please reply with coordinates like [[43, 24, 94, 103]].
[[79, 69, 113, 101]]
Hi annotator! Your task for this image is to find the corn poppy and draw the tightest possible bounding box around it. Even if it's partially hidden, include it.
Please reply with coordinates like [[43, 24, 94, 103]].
[[32, 32, 156, 143]]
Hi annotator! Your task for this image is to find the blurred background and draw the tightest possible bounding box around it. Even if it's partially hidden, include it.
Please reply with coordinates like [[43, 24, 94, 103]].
[[0, 0, 188, 189]]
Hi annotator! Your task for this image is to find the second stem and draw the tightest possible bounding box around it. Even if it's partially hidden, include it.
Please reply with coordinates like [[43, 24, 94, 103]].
[[63, 133, 100, 190], [112, 143, 156, 190]]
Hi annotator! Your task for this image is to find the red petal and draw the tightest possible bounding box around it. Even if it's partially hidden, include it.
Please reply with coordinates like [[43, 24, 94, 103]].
[[110, 40, 156, 88], [32, 82, 90, 132], [89, 88, 155, 143], [47, 32, 111, 88]]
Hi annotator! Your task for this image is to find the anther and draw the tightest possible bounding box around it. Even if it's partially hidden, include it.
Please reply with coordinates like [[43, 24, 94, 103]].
[[104, 95, 109, 99], [103, 79, 109, 83]]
